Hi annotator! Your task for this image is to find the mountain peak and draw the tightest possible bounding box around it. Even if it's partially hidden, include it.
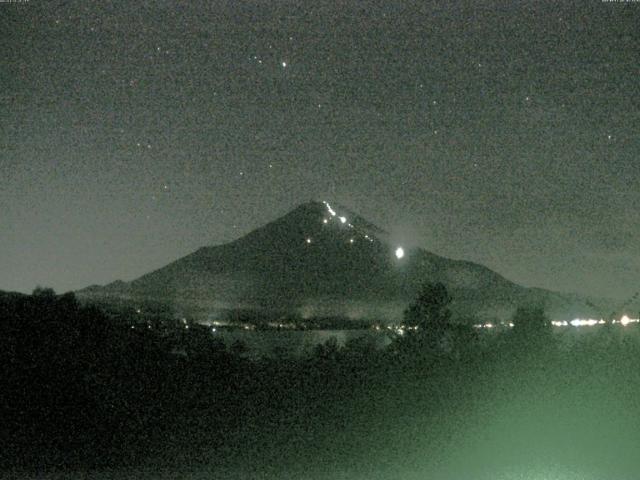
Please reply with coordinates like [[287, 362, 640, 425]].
[[77, 200, 600, 322]]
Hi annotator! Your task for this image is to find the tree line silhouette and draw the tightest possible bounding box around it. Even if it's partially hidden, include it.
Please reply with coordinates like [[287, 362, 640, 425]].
[[0, 282, 579, 473]]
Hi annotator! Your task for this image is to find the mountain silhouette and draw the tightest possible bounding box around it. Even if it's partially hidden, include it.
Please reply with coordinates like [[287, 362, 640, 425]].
[[78, 201, 603, 322]]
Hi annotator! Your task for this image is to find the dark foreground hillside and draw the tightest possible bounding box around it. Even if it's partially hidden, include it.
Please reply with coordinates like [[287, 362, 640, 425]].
[[2, 290, 640, 480]]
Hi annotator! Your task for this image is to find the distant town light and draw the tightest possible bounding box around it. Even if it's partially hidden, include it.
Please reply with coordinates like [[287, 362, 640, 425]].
[[306, 238, 312, 244], [339, 216, 347, 224], [570, 319, 599, 327], [323, 218, 328, 224], [395, 247, 404, 259]]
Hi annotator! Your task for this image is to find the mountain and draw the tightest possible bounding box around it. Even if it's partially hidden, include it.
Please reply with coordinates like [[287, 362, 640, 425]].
[[77, 201, 604, 323]]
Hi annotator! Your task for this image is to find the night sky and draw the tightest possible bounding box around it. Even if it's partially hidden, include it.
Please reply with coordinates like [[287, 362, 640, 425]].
[[2, 1, 638, 299]]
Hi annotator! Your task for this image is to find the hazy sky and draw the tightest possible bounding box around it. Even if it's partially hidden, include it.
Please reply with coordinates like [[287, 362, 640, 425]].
[[1, 0, 639, 299]]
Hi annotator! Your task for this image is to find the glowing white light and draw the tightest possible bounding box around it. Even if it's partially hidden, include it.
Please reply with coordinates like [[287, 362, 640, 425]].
[[281, 61, 287, 68], [349, 238, 354, 243], [324, 201, 337, 216], [621, 315, 631, 326], [569, 318, 599, 327], [306, 238, 312, 244], [508, 322, 515, 328], [395, 247, 404, 259], [323, 218, 328, 224], [211, 327, 216, 332], [339, 216, 347, 223]]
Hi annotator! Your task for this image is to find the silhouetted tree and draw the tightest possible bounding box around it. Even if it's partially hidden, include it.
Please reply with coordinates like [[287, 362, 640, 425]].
[[402, 282, 452, 349], [344, 334, 378, 357], [446, 323, 479, 359], [32, 286, 56, 299], [313, 336, 340, 361], [511, 305, 552, 348], [185, 324, 227, 361], [230, 339, 249, 357]]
